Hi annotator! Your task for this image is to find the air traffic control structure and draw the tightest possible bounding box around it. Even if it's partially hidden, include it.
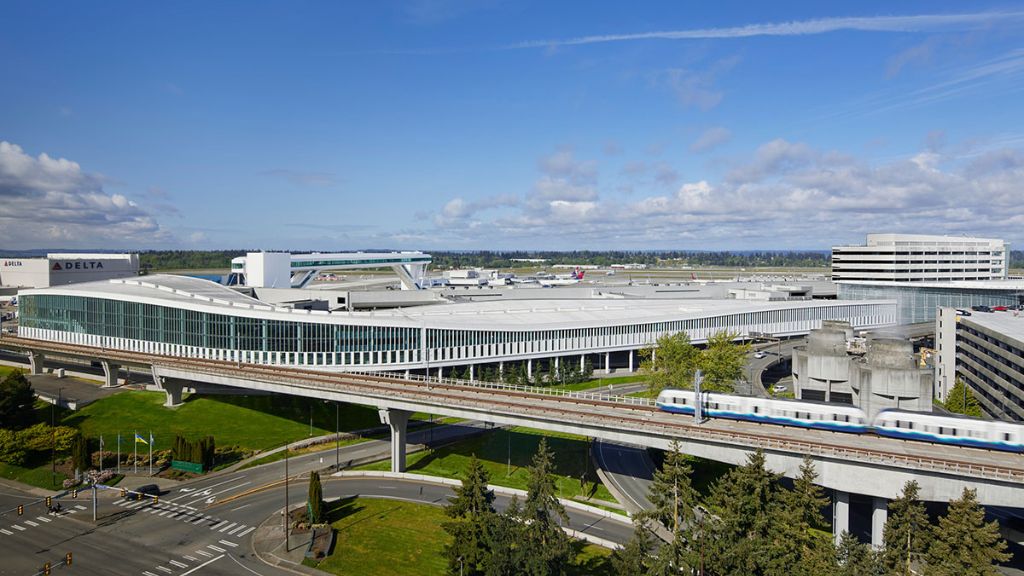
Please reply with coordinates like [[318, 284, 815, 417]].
[[228, 251, 431, 289]]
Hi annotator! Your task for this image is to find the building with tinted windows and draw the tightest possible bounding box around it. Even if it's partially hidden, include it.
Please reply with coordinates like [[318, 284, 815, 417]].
[[16, 275, 897, 376]]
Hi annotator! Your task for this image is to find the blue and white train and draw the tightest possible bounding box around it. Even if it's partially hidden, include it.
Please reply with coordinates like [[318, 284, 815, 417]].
[[656, 389, 1024, 453]]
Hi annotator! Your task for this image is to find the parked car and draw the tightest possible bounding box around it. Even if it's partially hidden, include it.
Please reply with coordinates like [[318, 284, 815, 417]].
[[971, 305, 992, 312], [772, 384, 788, 394], [956, 309, 972, 316], [992, 306, 1008, 312]]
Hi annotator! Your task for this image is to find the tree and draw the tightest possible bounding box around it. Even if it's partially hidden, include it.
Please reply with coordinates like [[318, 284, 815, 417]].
[[706, 449, 780, 575], [700, 331, 750, 392], [639, 332, 701, 395], [519, 438, 571, 576], [444, 455, 497, 576], [307, 471, 323, 524], [785, 456, 830, 531], [644, 440, 697, 535], [610, 520, 654, 576], [881, 480, 931, 575], [485, 497, 525, 576], [944, 378, 983, 417], [835, 531, 879, 576], [0, 370, 35, 430], [774, 457, 834, 576], [70, 434, 90, 477], [925, 488, 1010, 576]]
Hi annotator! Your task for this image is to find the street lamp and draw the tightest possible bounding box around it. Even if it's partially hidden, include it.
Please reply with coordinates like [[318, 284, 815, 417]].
[[51, 387, 63, 488]]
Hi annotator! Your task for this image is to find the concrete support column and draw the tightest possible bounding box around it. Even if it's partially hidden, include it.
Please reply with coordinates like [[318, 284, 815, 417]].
[[437, 367, 442, 381], [499, 362, 504, 378], [580, 355, 585, 370], [833, 490, 850, 547], [628, 349, 634, 372], [527, 359, 533, 381], [100, 361, 120, 388], [404, 369, 410, 379], [604, 352, 611, 374], [27, 351, 45, 375], [871, 497, 888, 549], [378, 408, 411, 473], [469, 364, 474, 382], [161, 381, 184, 407], [652, 348, 656, 369], [553, 357, 559, 371]]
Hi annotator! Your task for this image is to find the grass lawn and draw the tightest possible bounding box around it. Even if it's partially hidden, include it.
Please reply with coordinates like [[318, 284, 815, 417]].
[[549, 374, 646, 392], [0, 458, 67, 490], [358, 426, 616, 503], [239, 436, 373, 470], [0, 365, 19, 378], [308, 497, 614, 576], [61, 391, 384, 455]]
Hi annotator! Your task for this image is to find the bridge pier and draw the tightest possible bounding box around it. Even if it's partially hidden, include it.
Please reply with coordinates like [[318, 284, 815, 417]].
[[27, 351, 45, 375], [378, 408, 411, 473], [604, 352, 611, 374], [871, 497, 887, 549], [527, 359, 533, 381], [100, 361, 120, 388], [628, 349, 634, 372], [833, 490, 849, 546], [152, 367, 185, 407], [469, 364, 474, 382]]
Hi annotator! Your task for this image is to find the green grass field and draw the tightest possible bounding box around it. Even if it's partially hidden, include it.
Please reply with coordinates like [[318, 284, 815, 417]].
[[358, 426, 615, 503], [309, 497, 614, 576], [549, 374, 646, 392], [61, 391, 384, 454], [0, 365, 20, 378]]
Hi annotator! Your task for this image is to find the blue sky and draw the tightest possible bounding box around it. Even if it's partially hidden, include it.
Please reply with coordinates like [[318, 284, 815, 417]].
[[2, 1, 1024, 251]]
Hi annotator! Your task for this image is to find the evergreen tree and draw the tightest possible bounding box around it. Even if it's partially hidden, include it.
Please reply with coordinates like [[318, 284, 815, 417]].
[[925, 488, 1010, 576], [881, 480, 931, 574], [773, 457, 834, 576], [307, 471, 323, 524], [519, 438, 571, 576], [485, 497, 525, 576], [835, 531, 879, 576], [610, 520, 654, 576], [644, 440, 697, 535], [0, 371, 35, 430], [70, 434, 90, 476], [706, 449, 780, 575], [443, 455, 497, 576], [944, 378, 983, 417], [786, 456, 830, 529]]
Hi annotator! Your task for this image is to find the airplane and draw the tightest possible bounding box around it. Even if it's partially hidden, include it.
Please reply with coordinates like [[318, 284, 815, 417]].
[[538, 267, 585, 287]]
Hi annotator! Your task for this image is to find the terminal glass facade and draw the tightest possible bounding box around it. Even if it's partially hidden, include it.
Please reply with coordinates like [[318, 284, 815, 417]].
[[18, 293, 896, 371], [838, 283, 1023, 325]]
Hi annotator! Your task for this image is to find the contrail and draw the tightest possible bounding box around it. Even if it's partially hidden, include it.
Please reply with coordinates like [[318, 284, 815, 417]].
[[508, 12, 1024, 49]]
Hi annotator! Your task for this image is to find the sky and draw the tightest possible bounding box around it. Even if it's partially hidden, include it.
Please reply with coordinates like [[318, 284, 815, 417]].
[[2, 1, 1024, 252]]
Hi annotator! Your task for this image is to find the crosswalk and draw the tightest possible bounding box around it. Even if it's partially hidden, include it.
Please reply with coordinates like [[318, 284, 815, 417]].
[[109, 498, 254, 575], [0, 504, 88, 538]]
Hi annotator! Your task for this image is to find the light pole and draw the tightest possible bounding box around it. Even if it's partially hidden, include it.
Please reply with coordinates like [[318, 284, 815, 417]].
[[51, 387, 63, 488], [335, 401, 340, 470], [284, 443, 290, 551]]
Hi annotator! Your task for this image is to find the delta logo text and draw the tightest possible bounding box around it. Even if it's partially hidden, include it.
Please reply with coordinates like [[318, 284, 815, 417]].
[[52, 261, 105, 271], [2, 261, 23, 267]]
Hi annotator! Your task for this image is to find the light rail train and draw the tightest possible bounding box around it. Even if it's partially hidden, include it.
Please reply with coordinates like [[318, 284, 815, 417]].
[[656, 389, 1024, 453]]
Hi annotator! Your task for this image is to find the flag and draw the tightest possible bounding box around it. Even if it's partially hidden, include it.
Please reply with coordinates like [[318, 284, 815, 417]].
[[134, 433, 148, 445]]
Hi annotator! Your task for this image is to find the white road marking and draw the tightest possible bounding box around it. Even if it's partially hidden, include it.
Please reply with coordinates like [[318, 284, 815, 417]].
[[0, 528, 12, 535], [218, 522, 237, 533], [180, 554, 224, 576], [183, 556, 198, 561], [182, 481, 250, 507], [12, 525, 25, 531], [227, 525, 245, 535], [158, 510, 171, 517], [194, 550, 212, 558], [113, 499, 125, 505], [168, 560, 188, 568], [23, 520, 38, 527], [230, 503, 250, 512], [210, 520, 228, 530], [218, 539, 238, 547], [143, 571, 159, 576], [74, 504, 87, 510], [171, 475, 246, 501], [207, 544, 226, 553], [35, 516, 51, 523], [155, 566, 172, 573], [237, 526, 256, 537]]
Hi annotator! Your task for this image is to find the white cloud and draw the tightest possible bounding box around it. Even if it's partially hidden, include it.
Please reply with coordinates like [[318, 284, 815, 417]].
[[690, 127, 732, 153], [0, 141, 170, 248], [509, 11, 1024, 49]]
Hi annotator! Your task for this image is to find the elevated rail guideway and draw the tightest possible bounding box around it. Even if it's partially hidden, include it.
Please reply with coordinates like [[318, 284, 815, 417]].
[[5, 334, 1023, 547]]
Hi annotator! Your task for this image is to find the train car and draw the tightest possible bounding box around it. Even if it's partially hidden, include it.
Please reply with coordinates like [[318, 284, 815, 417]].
[[656, 389, 869, 433], [872, 410, 1024, 453]]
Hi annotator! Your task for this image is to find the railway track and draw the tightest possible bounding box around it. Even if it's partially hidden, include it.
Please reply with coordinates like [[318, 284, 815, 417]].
[[4, 335, 1023, 483]]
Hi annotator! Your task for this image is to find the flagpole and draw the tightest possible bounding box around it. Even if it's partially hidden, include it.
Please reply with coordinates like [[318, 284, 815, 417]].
[[148, 431, 153, 476], [134, 430, 137, 474], [117, 433, 121, 474], [99, 435, 104, 474]]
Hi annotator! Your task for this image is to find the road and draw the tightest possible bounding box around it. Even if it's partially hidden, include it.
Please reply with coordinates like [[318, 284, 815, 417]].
[[594, 440, 654, 514]]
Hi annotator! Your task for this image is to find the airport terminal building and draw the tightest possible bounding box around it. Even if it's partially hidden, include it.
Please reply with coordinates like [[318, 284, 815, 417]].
[[16, 275, 897, 374], [0, 253, 139, 289]]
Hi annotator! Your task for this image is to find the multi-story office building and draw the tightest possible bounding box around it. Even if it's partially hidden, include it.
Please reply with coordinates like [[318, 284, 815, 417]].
[[832, 234, 1008, 283], [834, 234, 1022, 324], [935, 307, 1024, 422]]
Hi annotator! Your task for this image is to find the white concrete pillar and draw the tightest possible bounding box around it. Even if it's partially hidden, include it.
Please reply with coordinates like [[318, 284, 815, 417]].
[[652, 348, 656, 368], [404, 369, 410, 379], [833, 490, 850, 547], [161, 381, 184, 407], [27, 351, 45, 375], [604, 352, 611, 374], [499, 362, 504, 378], [580, 355, 585, 370], [628, 349, 634, 372], [469, 364, 474, 382], [437, 367, 442, 380], [100, 361, 120, 388], [871, 497, 888, 549], [527, 359, 533, 381], [378, 408, 411, 473], [554, 357, 560, 371]]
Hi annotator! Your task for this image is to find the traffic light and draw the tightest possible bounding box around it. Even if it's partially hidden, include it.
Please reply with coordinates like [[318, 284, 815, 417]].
[[17, 504, 23, 516], [65, 552, 72, 566], [43, 562, 50, 575], [153, 496, 158, 504], [120, 488, 127, 497], [45, 496, 52, 507], [71, 488, 78, 498]]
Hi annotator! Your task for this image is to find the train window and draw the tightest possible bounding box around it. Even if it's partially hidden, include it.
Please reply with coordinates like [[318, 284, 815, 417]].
[[908, 422, 914, 430], [951, 428, 958, 436], [753, 406, 759, 414], [1007, 433, 1012, 442], [843, 415, 849, 423]]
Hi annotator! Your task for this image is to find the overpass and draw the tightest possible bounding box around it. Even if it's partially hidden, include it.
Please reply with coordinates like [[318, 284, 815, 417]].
[[4, 334, 1023, 547]]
